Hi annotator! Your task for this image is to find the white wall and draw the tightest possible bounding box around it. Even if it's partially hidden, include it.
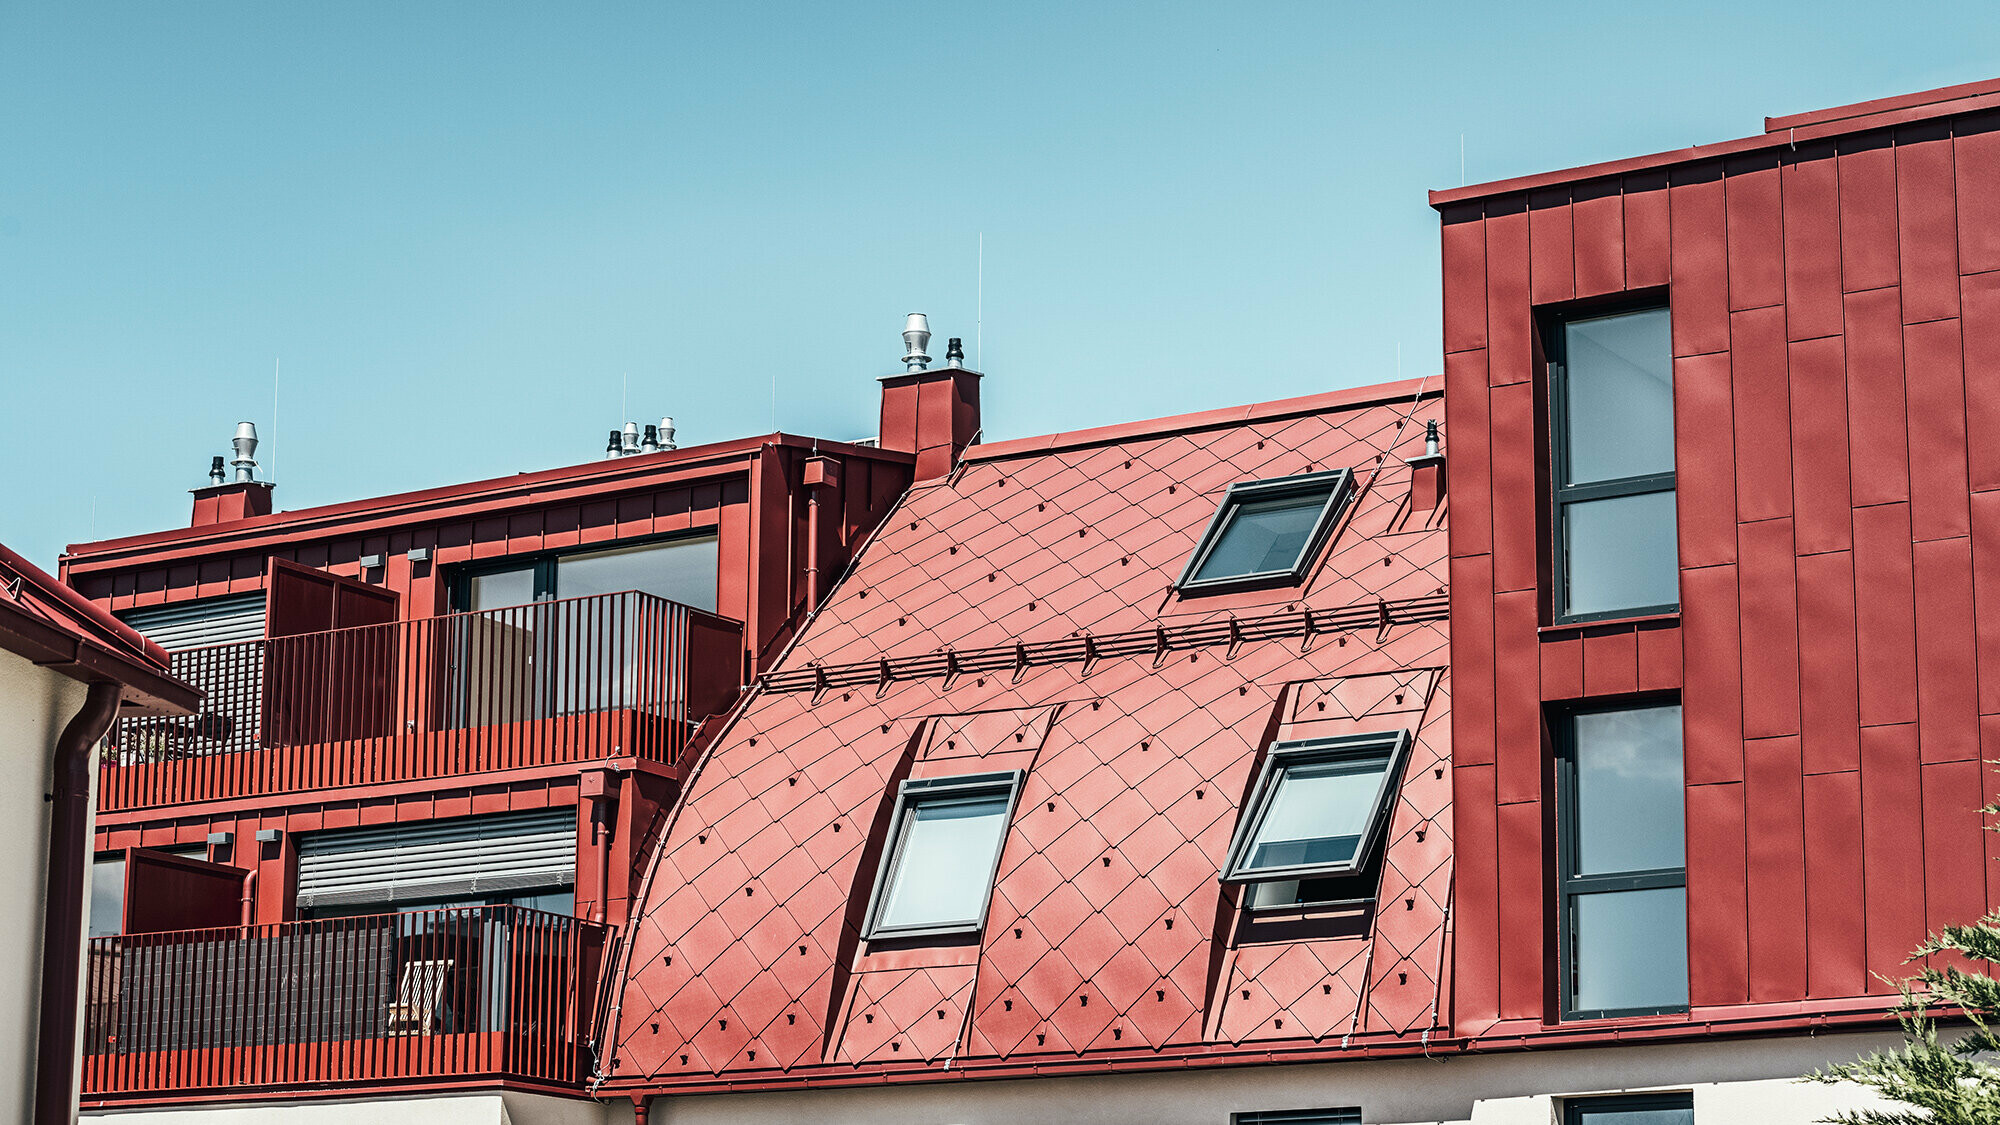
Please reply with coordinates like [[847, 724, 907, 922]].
[[81, 1092, 626, 1125], [0, 649, 87, 1124]]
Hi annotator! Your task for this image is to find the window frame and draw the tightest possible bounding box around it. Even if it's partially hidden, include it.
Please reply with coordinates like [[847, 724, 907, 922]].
[[860, 770, 1024, 942], [446, 527, 721, 612], [1175, 469, 1355, 594], [1554, 701, 1689, 1022], [1232, 1109, 1362, 1125], [1562, 1091, 1694, 1124], [1220, 730, 1411, 889], [1547, 303, 1679, 624]]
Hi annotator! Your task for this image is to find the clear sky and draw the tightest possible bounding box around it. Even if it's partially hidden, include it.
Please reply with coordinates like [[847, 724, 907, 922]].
[[3, 2, 1996, 571]]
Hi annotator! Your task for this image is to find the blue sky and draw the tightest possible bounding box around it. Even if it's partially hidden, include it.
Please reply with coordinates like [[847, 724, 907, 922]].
[[3, 2, 1996, 570]]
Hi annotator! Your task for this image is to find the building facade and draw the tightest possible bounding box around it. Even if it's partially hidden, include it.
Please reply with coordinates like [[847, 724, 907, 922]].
[[46, 77, 2000, 1124]]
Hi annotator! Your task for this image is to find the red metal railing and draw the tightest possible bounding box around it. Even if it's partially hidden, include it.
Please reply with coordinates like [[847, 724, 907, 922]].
[[101, 591, 745, 812], [81, 906, 609, 1098]]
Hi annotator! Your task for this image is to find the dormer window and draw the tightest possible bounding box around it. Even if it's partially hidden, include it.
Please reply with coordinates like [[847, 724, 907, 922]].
[[1222, 731, 1408, 908], [862, 772, 1022, 941], [1177, 469, 1354, 593]]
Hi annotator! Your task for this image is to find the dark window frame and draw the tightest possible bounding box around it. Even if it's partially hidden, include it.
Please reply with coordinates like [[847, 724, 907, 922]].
[[1232, 1109, 1363, 1125], [1175, 469, 1355, 594], [446, 527, 721, 612], [1562, 1091, 1694, 1123], [1221, 730, 1411, 890], [1554, 701, 1689, 1022], [860, 770, 1024, 942], [1546, 302, 1678, 624]]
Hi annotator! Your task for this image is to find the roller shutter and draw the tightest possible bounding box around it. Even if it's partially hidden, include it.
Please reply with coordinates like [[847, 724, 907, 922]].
[[296, 809, 575, 909], [119, 593, 267, 650]]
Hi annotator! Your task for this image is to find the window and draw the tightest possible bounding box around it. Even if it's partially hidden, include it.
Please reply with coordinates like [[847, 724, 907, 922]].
[[89, 856, 126, 940], [1549, 306, 1677, 622], [862, 772, 1022, 940], [1557, 703, 1687, 1019], [1177, 470, 1353, 592], [1234, 1110, 1362, 1125], [1564, 1092, 1693, 1124], [1222, 732, 1408, 908]]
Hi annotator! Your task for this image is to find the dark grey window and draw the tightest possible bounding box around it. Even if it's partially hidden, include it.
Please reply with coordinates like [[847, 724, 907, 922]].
[[89, 856, 126, 940], [1234, 1110, 1362, 1125], [1550, 306, 1677, 622], [1222, 732, 1408, 908], [1177, 470, 1353, 592], [1557, 703, 1687, 1019], [454, 532, 720, 613], [862, 772, 1022, 940], [1564, 1092, 1693, 1124]]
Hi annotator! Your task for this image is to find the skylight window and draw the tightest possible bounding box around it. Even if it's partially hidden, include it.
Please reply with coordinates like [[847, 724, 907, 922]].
[[1177, 469, 1353, 592], [1222, 731, 1408, 899], [862, 771, 1022, 940]]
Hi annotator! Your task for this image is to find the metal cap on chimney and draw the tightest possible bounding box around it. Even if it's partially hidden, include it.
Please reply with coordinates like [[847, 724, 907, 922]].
[[605, 429, 623, 459], [659, 417, 677, 450], [230, 422, 260, 482], [902, 313, 932, 372], [945, 338, 964, 368], [208, 456, 226, 486]]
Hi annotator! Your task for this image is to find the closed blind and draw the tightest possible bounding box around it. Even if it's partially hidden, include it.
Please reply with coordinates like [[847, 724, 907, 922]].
[[119, 593, 268, 650], [296, 809, 575, 908]]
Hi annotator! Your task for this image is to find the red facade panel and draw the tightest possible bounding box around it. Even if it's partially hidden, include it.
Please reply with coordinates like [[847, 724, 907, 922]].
[[1572, 183, 1625, 298], [1725, 156, 1785, 311], [1802, 769, 1867, 998], [1958, 120, 2000, 272], [1669, 170, 1730, 356], [1896, 127, 1962, 324], [1486, 206, 1534, 386], [1685, 781, 1749, 1006], [1737, 518, 1801, 740], [1743, 735, 1808, 1002], [1859, 723, 1926, 990], [1529, 193, 1574, 305], [1913, 535, 1980, 763], [1782, 150, 1844, 341], [1963, 272, 2000, 492], [1729, 306, 1793, 524], [1787, 335, 1854, 554], [1843, 286, 1912, 507], [1852, 502, 1920, 728], [1904, 317, 1972, 541], [1838, 139, 1900, 294], [1796, 550, 1862, 775], [1673, 351, 1738, 569]]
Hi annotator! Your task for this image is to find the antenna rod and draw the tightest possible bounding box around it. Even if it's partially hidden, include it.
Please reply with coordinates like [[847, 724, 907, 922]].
[[977, 233, 984, 371], [271, 357, 280, 485]]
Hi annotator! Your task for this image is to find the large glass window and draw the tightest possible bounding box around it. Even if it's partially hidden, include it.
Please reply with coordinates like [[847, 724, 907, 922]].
[[1558, 703, 1687, 1019], [458, 533, 719, 614], [863, 772, 1021, 940], [1563, 1093, 1693, 1125], [1222, 732, 1408, 910], [1178, 470, 1353, 593], [1551, 306, 1677, 621]]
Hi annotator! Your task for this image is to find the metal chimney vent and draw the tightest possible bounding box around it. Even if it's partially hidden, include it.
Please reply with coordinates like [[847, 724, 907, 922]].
[[902, 313, 931, 372], [230, 422, 260, 482]]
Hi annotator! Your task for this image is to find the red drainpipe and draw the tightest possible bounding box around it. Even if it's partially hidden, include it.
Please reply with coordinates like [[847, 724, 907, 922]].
[[35, 680, 121, 1125]]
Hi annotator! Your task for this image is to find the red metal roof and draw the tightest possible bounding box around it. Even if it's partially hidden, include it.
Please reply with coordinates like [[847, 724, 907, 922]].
[[0, 541, 196, 714], [1430, 75, 2000, 208], [603, 380, 1452, 1091]]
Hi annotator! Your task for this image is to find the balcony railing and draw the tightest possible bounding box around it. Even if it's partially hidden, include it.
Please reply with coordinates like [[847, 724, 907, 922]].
[[81, 906, 609, 1099], [101, 591, 745, 812]]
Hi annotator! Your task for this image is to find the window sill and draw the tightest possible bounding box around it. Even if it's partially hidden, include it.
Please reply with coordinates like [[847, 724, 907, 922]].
[[1538, 611, 1680, 638]]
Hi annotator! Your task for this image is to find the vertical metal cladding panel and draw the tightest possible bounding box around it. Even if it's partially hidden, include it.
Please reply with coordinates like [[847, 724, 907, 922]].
[[1494, 798, 1544, 1022], [1445, 349, 1494, 559], [1860, 722, 1927, 990], [1578, 627, 1637, 698], [1680, 563, 1745, 785], [1913, 535, 1979, 763], [1529, 191, 1574, 305], [1788, 335, 1854, 555], [1796, 550, 1862, 775], [1730, 306, 1794, 524], [1956, 117, 2000, 274], [1920, 757, 1987, 942], [1783, 147, 1845, 341], [1802, 769, 1868, 998], [1743, 735, 1808, 1002], [1450, 554, 1498, 768], [1896, 126, 1962, 324], [1737, 518, 1802, 740], [1973, 491, 2000, 716], [1487, 382, 1541, 596], [1853, 503, 1920, 728], [1492, 589, 1541, 805], [1624, 174, 1671, 289], [1571, 181, 1625, 298], [1686, 781, 1750, 1006], [1725, 155, 1786, 311], [1486, 202, 1534, 387], [1903, 317, 1972, 541], [1673, 352, 1738, 569], [1961, 272, 2000, 493], [1839, 137, 1900, 294], [1669, 167, 1730, 357], [1442, 211, 1488, 353], [1844, 287, 1913, 506]]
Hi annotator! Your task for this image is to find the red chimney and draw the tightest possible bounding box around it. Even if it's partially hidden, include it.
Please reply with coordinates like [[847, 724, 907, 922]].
[[190, 482, 275, 527], [878, 321, 981, 481]]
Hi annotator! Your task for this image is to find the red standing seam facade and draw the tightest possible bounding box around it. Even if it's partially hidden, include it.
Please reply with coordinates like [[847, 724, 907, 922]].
[[1434, 79, 2000, 1039]]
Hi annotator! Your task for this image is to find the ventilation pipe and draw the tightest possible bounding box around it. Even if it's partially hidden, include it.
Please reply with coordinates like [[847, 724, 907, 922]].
[[230, 422, 259, 483], [641, 425, 660, 454], [207, 456, 226, 486], [901, 313, 932, 372], [945, 337, 964, 369], [605, 430, 623, 460], [659, 417, 676, 451]]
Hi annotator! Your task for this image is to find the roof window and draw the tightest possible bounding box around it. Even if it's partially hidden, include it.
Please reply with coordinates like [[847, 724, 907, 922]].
[[862, 771, 1022, 941], [1177, 469, 1353, 593], [1222, 731, 1408, 907]]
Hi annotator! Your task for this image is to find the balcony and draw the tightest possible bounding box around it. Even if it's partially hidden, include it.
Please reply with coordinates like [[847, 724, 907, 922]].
[[81, 905, 608, 1100], [101, 591, 745, 813]]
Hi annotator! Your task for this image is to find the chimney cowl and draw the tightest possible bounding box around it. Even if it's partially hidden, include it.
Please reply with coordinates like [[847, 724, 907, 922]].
[[902, 313, 932, 372], [605, 429, 623, 459], [208, 455, 226, 486], [659, 416, 677, 451], [945, 337, 964, 368], [230, 422, 260, 483]]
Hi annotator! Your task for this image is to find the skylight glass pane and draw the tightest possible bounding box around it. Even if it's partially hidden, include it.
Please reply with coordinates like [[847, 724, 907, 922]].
[[1243, 754, 1390, 872], [877, 793, 1011, 931], [1563, 308, 1674, 486], [1192, 492, 1329, 583]]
